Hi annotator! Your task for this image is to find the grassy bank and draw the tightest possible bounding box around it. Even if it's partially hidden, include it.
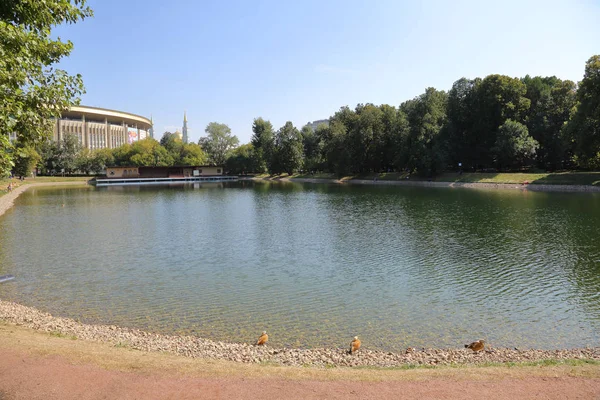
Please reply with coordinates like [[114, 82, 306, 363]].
[[259, 172, 600, 186]]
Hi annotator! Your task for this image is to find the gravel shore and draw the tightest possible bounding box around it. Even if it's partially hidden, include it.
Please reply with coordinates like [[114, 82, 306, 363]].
[[1, 300, 598, 368]]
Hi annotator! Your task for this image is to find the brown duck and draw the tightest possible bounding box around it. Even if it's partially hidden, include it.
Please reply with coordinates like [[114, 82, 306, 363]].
[[465, 339, 485, 352], [349, 336, 361, 354], [256, 331, 268, 346]]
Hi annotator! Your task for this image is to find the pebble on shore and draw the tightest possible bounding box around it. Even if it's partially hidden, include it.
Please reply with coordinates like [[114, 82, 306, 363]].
[[1, 300, 598, 368]]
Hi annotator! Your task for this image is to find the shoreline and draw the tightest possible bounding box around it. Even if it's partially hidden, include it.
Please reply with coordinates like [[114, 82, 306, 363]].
[[2, 326, 598, 400], [0, 300, 598, 368], [0, 180, 90, 218], [1, 180, 599, 369], [248, 176, 600, 193]]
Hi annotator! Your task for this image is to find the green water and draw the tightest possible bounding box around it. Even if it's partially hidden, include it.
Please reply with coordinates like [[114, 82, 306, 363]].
[[0, 181, 599, 351]]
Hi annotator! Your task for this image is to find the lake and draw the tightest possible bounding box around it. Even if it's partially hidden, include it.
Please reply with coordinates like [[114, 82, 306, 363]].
[[0, 181, 599, 351]]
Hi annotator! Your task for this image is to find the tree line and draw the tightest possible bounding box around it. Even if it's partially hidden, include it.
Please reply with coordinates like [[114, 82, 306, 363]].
[[3, 51, 599, 179], [234, 55, 600, 176]]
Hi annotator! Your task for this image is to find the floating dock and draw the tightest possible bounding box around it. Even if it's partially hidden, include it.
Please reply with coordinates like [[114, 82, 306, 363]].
[[92, 176, 238, 187]]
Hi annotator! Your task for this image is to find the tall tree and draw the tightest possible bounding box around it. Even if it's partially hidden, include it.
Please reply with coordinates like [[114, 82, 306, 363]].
[[320, 120, 352, 176], [400, 87, 448, 175], [378, 104, 399, 172], [128, 138, 172, 166], [350, 104, 385, 173], [567, 55, 600, 168], [273, 122, 304, 174], [225, 143, 261, 174], [522, 75, 577, 170], [56, 133, 82, 173], [327, 106, 358, 173], [470, 75, 531, 168], [0, 136, 14, 177], [160, 132, 180, 151], [179, 143, 207, 165], [0, 0, 93, 176], [392, 108, 411, 171], [300, 124, 322, 172], [12, 143, 40, 178], [89, 148, 115, 174], [250, 118, 275, 173], [444, 77, 482, 169], [199, 122, 239, 166], [492, 119, 539, 170]]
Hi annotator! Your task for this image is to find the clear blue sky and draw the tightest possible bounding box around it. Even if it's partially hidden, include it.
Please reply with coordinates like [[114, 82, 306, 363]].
[[54, 0, 600, 144]]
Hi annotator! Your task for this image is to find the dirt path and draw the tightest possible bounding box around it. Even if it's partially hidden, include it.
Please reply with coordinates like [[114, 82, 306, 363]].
[[0, 324, 599, 400], [1, 349, 599, 400]]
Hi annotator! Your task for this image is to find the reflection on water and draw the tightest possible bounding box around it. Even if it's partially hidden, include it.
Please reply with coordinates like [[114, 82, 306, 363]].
[[0, 182, 599, 351]]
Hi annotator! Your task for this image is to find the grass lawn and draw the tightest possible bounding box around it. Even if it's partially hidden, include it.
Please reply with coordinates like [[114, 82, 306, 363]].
[[261, 172, 600, 186], [434, 172, 600, 185]]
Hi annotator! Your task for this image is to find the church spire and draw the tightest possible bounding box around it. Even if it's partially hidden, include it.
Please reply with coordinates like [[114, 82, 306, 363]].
[[182, 111, 188, 144]]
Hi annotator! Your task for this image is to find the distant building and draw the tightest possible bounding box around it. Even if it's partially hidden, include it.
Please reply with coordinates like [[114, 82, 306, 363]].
[[173, 130, 184, 142], [105, 165, 223, 178], [48, 105, 153, 150], [306, 119, 329, 131]]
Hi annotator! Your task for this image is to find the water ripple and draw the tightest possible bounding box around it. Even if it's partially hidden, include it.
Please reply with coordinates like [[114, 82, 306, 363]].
[[0, 184, 599, 351]]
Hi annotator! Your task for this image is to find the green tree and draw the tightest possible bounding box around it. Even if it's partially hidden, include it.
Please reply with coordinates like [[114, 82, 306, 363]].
[[522, 75, 577, 170], [314, 123, 332, 171], [225, 143, 261, 174], [273, 122, 304, 174], [326, 106, 358, 173], [179, 143, 207, 165], [0, 0, 92, 176], [76, 147, 94, 174], [55, 133, 82, 173], [400, 87, 448, 175], [392, 108, 411, 171], [12, 143, 40, 178], [128, 138, 174, 166], [160, 132, 181, 153], [89, 148, 114, 174], [378, 104, 400, 171], [199, 122, 239, 166], [350, 104, 385, 172], [300, 124, 323, 172], [40, 134, 82, 174], [568, 55, 600, 168], [471, 75, 531, 168], [250, 118, 274, 173], [320, 119, 352, 176], [0, 136, 14, 177], [38, 139, 58, 174], [444, 77, 482, 169], [112, 144, 133, 166], [492, 119, 539, 170]]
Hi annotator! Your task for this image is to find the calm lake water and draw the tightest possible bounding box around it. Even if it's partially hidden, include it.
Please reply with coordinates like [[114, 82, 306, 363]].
[[0, 182, 599, 351]]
